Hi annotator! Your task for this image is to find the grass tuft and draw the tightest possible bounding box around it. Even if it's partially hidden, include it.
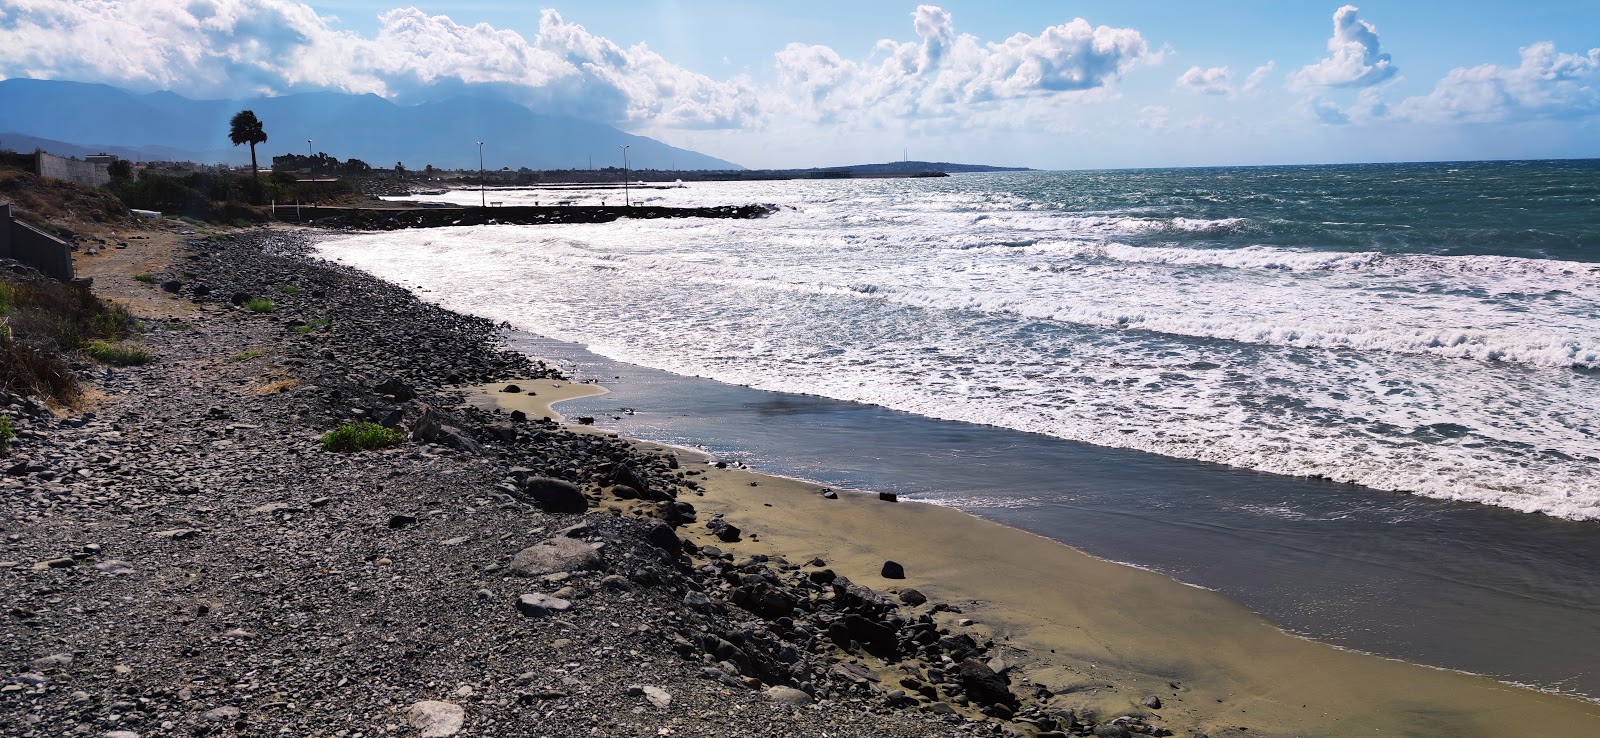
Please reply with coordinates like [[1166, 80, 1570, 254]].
[[244, 298, 275, 313], [83, 340, 154, 366], [226, 350, 263, 362], [277, 284, 303, 295], [320, 421, 406, 452], [0, 414, 14, 454], [134, 273, 156, 284], [293, 318, 332, 334]]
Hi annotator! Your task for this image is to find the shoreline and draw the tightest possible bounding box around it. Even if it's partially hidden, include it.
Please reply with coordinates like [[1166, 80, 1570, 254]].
[[3, 223, 1595, 738], [466, 378, 1600, 736]]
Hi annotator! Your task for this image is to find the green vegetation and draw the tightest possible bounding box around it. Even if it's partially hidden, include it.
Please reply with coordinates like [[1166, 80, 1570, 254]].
[[0, 414, 14, 454], [83, 340, 154, 366], [164, 320, 195, 332], [277, 284, 303, 295], [134, 273, 156, 283], [293, 317, 331, 334], [1, 276, 139, 402], [226, 350, 262, 362], [228, 109, 268, 180], [244, 298, 275, 313], [320, 421, 406, 452]]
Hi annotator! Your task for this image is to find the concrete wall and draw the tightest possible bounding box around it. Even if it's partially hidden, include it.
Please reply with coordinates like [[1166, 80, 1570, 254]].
[[0, 204, 75, 281], [36, 152, 110, 188]]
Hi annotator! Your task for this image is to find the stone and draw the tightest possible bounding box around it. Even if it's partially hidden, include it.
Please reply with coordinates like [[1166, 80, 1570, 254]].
[[520, 477, 587, 514], [611, 463, 660, 500], [879, 492, 898, 502], [682, 591, 713, 611], [958, 658, 1018, 708], [1141, 695, 1162, 709], [1092, 726, 1131, 738], [881, 560, 906, 579], [387, 514, 418, 529], [405, 700, 465, 737], [103, 732, 140, 738], [500, 384, 522, 393], [92, 560, 136, 575], [715, 522, 741, 543], [509, 537, 604, 576], [153, 528, 200, 540], [646, 521, 679, 553], [516, 593, 573, 617], [899, 588, 927, 605], [821, 489, 838, 499], [765, 685, 812, 705], [640, 685, 672, 709], [201, 706, 240, 723], [31, 654, 72, 669]]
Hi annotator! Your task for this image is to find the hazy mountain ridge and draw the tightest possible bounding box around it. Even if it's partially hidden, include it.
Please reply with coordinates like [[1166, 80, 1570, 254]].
[[0, 79, 742, 170]]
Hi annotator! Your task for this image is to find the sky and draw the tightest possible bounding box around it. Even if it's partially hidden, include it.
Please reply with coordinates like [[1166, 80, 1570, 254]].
[[1, 1, 1597, 169]]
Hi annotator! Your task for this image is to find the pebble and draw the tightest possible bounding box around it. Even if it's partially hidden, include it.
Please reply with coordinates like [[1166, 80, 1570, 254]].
[[405, 700, 465, 737]]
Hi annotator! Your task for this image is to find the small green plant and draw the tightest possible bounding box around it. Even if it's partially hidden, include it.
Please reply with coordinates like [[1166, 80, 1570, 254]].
[[83, 340, 154, 366], [277, 284, 303, 295], [89, 307, 133, 336], [244, 298, 275, 313], [0, 414, 15, 453], [226, 350, 262, 362], [134, 273, 156, 284], [0, 283, 15, 315], [231, 218, 251, 228], [293, 317, 331, 334], [320, 421, 405, 452]]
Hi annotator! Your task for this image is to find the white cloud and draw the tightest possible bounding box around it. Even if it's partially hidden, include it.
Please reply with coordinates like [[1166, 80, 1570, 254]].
[[1176, 66, 1231, 96], [1242, 61, 1275, 94], [774, 7, 1154, 126], [1394, 42, 1600, 123], [1291, 5, 1396, 91], [0, 1, 762, 128]]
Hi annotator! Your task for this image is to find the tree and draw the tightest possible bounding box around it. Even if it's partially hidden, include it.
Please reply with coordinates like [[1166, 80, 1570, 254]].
[[107, 158, 134, 182], [228, 110, 268, 180]]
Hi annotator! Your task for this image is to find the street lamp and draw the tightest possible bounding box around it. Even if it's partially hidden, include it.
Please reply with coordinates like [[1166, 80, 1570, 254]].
[[477, 141, 486, 208], [306, 139, 312, 167], [619, 144, 630, 207]]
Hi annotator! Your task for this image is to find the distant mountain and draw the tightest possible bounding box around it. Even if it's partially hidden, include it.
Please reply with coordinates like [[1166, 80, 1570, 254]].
[[0, 79, 742, 171]]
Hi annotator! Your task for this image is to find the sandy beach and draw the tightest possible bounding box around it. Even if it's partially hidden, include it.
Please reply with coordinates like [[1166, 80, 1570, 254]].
[[470, 381, 1600, 737]]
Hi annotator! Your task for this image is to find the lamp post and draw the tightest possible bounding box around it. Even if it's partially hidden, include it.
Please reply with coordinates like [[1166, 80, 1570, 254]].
[[477, 141, 486, 208], [619, 144, 630, 207], [306, 139, 312, 168]]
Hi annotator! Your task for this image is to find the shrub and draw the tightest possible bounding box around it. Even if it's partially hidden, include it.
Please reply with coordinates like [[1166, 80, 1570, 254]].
[[277, 284, 303, 295], [83, 340, 154, 366], [321, 421, 405, 452], [293, 317, 331, 334], [0, 414, 14, 453], [1, 275, 137, 402], [134, 273, 156, 283], [245, 298, 275, 313]]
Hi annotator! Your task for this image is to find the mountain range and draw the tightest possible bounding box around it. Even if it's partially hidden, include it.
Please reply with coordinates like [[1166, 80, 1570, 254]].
[[0, 79, 741, 171]]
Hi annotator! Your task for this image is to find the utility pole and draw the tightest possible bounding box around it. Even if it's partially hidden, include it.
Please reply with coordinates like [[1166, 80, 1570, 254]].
[[619, 145, 631, 207], [477, 141, 486, 208]]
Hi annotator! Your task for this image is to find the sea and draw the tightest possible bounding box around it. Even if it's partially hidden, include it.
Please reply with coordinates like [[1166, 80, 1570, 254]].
[[315, 160, 1600, 699]]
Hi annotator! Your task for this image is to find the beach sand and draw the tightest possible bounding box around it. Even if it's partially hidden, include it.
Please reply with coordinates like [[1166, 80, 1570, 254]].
[[471, 380, 1600, 737]]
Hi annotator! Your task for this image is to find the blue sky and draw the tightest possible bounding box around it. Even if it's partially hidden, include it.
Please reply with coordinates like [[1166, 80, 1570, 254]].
[[2, 1, 1597, 169]]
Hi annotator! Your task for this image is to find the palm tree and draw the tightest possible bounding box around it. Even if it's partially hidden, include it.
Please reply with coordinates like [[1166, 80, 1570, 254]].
[[228, 110, 268, 179]]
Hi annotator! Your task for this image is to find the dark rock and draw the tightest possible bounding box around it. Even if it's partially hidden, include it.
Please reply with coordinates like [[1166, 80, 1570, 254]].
[[501, 384, 522, 393], [373, 378, 415, 402], [957, 658, 1017, 708], [645, 521, 679, 553], [715, 522, 741, 543], [808, 568, 837, 584], [730, 582, 796, 620], [516, 593, 573, 617], [576, 416, 595, 425], [510, 410, 528, 422], [521, 477, 587, 514], [881, 560, 906, 579], [1142, 695, 1162, 709], [161, 279, 184, 293], [821, 489, 838, 499], [899, 588, 927, 606], [879, 492, 898, 502], [386, 514, 418, 529]]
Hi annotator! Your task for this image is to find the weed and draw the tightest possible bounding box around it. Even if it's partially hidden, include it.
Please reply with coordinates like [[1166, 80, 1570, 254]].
[[89, 306, 134, 336], [0, 283, 16, 314], [0, 414, 14, 453], [320, 421, 406, 452], [83, 340, 154, 366], [230, 218, 251, 228], [245, 298, 275, 313], [293, 318, 331, 334], [277, 284, 303, 295], [134, 273, 156, 283], [226, 350, 262, 362], [256, 379, 302, 395]]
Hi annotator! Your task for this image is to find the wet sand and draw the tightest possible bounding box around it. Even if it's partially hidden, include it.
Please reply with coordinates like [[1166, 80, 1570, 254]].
[[470, 380, 1600, 737]]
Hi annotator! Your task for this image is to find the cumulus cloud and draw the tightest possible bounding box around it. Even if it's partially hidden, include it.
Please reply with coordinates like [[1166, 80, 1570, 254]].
[[776, 6, 1154, 125], [1394, 42, 1600, 123], [1292, 5, 1396, 90], [1176, 66, 1231, 95], [0, 0, 761, 128]]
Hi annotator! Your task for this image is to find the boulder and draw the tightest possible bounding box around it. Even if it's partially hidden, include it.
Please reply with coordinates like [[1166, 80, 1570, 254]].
[[509, 537, 604, 576], [958, 658, 1018, 708], [373, 378, 414, 402], [881, 560, 906, 579], [520, 477, 587, 514], [515, 593, 573, 617], [645, 522, 680, 553], [765, 685, 812, 705], [899, 588, 927, 606], [405, 700, 465, 737]]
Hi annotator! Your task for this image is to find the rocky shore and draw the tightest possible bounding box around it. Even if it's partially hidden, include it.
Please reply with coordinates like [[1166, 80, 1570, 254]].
[[284, 204, 777, 231], [1, 228, 1185, 737]]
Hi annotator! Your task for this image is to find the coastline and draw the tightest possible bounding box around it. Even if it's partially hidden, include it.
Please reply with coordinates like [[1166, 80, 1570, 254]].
[[2, 223, 1595, 738], [468, 382, 1600, 736]]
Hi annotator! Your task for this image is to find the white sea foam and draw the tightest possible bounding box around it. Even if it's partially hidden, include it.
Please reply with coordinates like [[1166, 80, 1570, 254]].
[[334, 179, 1600, 520]]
